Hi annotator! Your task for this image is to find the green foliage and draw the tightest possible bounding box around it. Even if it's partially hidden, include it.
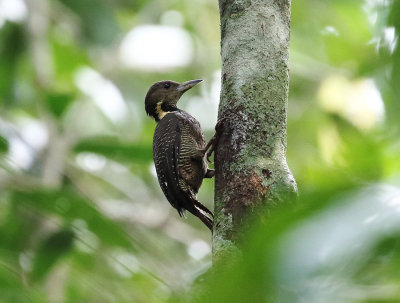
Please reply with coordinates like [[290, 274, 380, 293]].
[[0, 0, 399, 302], [0, 23, 25, 105], [13, 189, 134, 249], [176, 184, 400, 303], [45, 92, 75, 118], [0, 135, 8, 153], [30, 229, 75, 283], [74, 136, 153, 163], [58, 0, 120, 45]]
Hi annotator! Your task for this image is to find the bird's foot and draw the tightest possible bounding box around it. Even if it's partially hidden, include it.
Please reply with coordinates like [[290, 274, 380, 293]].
[[204, 168, 215, 178], [204, 117, 228, 163]]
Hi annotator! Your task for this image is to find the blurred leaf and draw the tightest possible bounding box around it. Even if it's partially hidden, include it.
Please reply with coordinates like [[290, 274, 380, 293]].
[[0, 136, 8, 153], [388, 0, 400, 33], [182, 185, 400, 303], [0, 260, 20, 289], [30, 229, 74, 283], [58, 0, 120, 45], [74, 136, 153, 163], [354, 234, 400, 286], [51, 36, 89, 84], [0, 250, 33, 302], [331, 114, 384, 181], [323, 1, 375, 72], [387, 1, 400, 123], [0, 198, 39, 252], [45, 92, 75, 118], [115, 0, 148, 11], [13, 188, 135, 250], [0, 23, 26, 105]]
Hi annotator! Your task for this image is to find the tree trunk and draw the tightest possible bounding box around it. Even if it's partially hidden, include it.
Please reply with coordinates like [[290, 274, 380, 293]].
[[213, 0, 297, 259]]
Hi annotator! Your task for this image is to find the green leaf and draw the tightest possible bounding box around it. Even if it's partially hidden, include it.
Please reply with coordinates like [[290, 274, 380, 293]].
[[45, 92, 75, 118], [57, 0, 120, 45], [30, 229, 74, 283], [0, 136, 8, 153], [331, 114, 384, 181], [74, 137, 153, 163], [51, 36, 89, 84], [0, 23, 26, 106], [13, 188, 134, 250]]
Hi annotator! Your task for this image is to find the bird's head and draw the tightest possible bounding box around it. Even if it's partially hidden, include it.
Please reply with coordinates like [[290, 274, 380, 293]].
[[145, 79, 202, 121]]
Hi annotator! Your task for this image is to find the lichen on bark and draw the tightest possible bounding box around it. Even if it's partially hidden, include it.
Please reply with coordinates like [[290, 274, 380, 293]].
[[213, 0, 297, 260]]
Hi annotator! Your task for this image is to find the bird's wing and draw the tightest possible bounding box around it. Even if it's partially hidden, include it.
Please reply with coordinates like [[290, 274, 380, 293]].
[[153, 113, 186, 215]]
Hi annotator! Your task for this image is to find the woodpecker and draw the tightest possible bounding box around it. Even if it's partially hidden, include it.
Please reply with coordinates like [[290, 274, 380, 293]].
[[145, 79, 214, 230]]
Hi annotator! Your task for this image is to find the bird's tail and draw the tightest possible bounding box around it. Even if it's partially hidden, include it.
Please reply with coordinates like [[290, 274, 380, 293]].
[[187, 196, 213, 231], [197, 211, 213, 231], [193, 200, 214, 218]]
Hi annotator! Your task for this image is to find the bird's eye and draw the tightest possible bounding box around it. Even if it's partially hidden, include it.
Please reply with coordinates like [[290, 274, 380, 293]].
[[164, 83, 171, 89]]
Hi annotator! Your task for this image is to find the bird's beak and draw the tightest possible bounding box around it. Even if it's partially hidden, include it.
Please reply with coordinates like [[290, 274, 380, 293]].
[[177, 79, 203, 92]]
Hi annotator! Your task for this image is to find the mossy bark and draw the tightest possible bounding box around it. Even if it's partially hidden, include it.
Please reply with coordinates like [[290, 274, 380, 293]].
[[213, 0, 297, 260]]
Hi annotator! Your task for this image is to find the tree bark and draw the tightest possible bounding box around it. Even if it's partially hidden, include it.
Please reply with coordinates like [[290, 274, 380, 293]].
[[213, 0, 297, 259]]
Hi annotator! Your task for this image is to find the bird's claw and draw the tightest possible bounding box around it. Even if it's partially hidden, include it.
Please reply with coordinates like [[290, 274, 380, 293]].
[[205, 117, 229, 162], [215, 117, 228, 132], [206, 149, 214, 163]]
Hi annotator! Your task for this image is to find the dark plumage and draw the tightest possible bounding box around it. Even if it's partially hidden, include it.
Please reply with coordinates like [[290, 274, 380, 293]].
[[145, 79, 214, 230]]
